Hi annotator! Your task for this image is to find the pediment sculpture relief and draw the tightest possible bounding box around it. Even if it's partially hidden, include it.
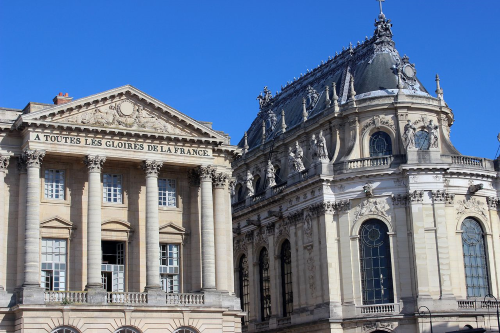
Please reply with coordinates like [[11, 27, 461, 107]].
[[353, 198, 391, 222], [58, 100, 188, 135]]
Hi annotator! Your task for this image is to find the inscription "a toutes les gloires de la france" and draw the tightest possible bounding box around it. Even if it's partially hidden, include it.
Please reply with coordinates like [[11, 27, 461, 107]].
[[31, 133, 211, 157]]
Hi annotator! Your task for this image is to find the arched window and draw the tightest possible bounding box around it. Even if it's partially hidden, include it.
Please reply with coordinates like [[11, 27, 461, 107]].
[[274, 166, 281, 184], [173, 328, 199, 333], [237, 184, 243, 201], [359, 219, 393, 304], [369, 131, 392, 157], [51, 327, 79, 333], [114, 328, 141, 333], [238, 255, 250, 326], [259, 247, 271, 321], [415, 130, 430, 150], [254, 175, 262, 194], [280, 240, 293, 317], [461, 218, 490, 297]]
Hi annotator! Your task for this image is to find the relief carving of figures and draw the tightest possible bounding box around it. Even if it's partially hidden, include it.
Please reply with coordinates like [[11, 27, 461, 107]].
[[254, 228, 268, 247], [234, 237, 247, 255], [303, 211, 313, 244], [288, 141, 305, 174], [403, 120, 416, 149], [266, 109, 277, 132], [427, 119, 439, 148], [353, 198, 391, 222], [456, 197, 488, 221], [265, 160, 276, 189], [305, 245, 316, 296], [275, 221, 290, 242], [487, 197, 500, 210], [0, 155, 10, 171], [361, 115, 396, 134], [245, 170, 254, 198]]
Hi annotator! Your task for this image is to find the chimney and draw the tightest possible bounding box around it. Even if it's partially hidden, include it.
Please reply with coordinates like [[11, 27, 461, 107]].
[[53, 92, 73, 105]]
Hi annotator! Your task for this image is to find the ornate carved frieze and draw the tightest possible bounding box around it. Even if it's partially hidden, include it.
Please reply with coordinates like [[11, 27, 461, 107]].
[[212, 172, 228, 188], [309, 201, 336, 215], [286, 210, 303, 225], [254, 228, 268, 247], [361, 115, 396, 134], [391, 194, 409, 206], [275, 221, 290, 241], [303, 211, 313, 244], [187, 169, 200, 187], [353, 198, 391, 222], [305, 245, 316, 296], [363, 322, 394, 332], [457, 197, 488, 221], [431, 190, 455, 205], [233, 237, 247, 255], [487, 197, 500, 210], [198, 165, 214, 181], [408, 190, 424, 203], [22, 149, 45, 168], [0, 155, 10, 171], [142, 160, 163, 177], [84, 155, 106, 172], [62, 100, 185, 134], [335, 199, 350, 212]]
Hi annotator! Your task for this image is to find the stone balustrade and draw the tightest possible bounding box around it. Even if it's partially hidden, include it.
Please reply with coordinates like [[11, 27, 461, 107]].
[[107, 292, 148, 304], [458, 299, 500, 310], [44, 291, 88, 304], [277, 317, 291, 326], [356, 303, 399, 314], [347, 155, 393, 169], [166, 293, 205, 305], [255, 322, 270, 330], [442, 155, 495, 170], [272, 182, 287, 195]]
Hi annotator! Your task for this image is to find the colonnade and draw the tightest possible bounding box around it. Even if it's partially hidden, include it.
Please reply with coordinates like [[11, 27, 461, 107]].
[[8, 149, 232, 298]]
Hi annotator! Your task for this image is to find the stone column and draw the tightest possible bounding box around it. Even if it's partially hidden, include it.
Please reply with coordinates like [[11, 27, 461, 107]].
[[213, 171, 228, 291], [142, 160, 162, 291], [16, 157, 27, 288], [23, 150, 45, 287], [199, 166, 216, 290], [0, 155, 10, 291], [84, 155, 105, 292], [227, 180, 235, 294]]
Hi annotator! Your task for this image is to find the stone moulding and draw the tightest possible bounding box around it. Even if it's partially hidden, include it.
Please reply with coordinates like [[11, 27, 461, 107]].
[[456, 197, 488, 221]]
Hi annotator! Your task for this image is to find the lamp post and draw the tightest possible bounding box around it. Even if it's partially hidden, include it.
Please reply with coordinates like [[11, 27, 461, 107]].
[[419, 306, 433, 333], [484, 294, 500, 332]]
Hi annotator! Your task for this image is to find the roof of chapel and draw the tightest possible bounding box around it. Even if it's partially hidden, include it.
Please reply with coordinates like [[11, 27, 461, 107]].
[[239, 12, 430, 151]]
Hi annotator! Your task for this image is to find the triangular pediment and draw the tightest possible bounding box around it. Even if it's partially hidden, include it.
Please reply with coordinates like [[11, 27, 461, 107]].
[[19, 85, 228, 142], [102, 219, 133, 231], [40, 216, 75, 230], [159, 222, 187, 235]]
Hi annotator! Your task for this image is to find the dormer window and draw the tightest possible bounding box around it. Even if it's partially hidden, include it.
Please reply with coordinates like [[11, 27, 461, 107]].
[[369, 131, 392, 157]]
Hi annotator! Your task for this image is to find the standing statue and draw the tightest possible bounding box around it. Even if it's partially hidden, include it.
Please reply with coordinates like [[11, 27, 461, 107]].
[[317, 130, 329, 161], [245, 171, 254, 198], [266, 110, 277, 131], [265, 160, 276, 189], [403, 120, 416, 149], [427, 119, 439, 148], [310, 134, 319, 162], [294, 141, 305, 171], [229, 181, 236, 203]]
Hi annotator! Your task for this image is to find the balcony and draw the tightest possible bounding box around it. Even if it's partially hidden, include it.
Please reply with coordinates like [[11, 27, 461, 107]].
[[442, 155, 495, 171], [355, 303, 400, 315], [334, 155, 405, 174], [458, 299, 500, 310]]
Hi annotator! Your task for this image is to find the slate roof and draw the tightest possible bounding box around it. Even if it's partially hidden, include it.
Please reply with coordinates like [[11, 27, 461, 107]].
[[239, 13, 430, 151]]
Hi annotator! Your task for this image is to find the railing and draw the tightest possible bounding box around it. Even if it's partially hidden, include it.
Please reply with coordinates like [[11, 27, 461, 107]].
[[44, 291, 88, 304], [107, 292, 148, 304], [458, 299, 500, 310], [255, 322, 270, 330], [277, 317, 291, 326], [451, 155, 484, 168], [252, 192, 265, 204], [347, 156, 392, 170], [272, 183, 287, 195], [166, 293, 205, 305], [300, 169, 309, 180], [356, 303, 400, 314], [232, 200, 246, 213]]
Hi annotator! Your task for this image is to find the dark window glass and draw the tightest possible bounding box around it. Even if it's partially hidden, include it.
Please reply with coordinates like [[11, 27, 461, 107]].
[[280, 240, 293, 317], [462, 218, 490, 297], [369, 131, 392, 157], [237, 185, 243, 201], [259, 248, 271, 321], [359, 219, 394, 304], [415, 130, 430, 150], [274, 167, 281, 183], [239, 255, 250, 326], [255, 176, 262, 193]]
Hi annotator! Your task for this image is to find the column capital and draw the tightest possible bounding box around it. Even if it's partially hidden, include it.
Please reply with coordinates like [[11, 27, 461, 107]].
[[0, 155, 10, 172], [212, 172, 228, 188], [22, 149, 45, 168], [142, 160, 163, 177], [198, 165, 214, 181], [84, 155, 106, 172]]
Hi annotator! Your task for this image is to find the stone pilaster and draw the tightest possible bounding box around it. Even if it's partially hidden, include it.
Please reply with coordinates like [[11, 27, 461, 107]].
[[0, 155, 9, 291], [142, 160, 163, 292], [199, 165, 216, 290], [84, 155, 106, 301], [22, 149, 45, 304], [213, 171, 228, 291]]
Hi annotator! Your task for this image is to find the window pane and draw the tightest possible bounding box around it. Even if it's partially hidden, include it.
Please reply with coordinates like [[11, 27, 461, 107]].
[[259, 248, 271, 321], [280, 240, 293, 318], [44, 169, 65, 200], [369, 131, 392, 157], [462, 218, 490, 297], [159, 178, 176, 207], [103, 174, 122, 203], [41, 238, 67, 291]]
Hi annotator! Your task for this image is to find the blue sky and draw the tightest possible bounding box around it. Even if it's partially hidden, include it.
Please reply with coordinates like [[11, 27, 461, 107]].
[[1, 1, 499, 158]]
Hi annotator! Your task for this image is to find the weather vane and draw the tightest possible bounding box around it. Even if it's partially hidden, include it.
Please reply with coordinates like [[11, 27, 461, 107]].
[[376, 0, 385, 15]]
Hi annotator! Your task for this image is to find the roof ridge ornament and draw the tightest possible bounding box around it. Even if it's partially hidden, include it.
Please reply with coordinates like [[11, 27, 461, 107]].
[[374, 0, 393, 44]]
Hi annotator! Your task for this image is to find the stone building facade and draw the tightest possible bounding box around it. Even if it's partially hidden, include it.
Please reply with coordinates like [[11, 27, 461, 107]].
[[0, 86, 242, 332], [231, 8, 500, 333]]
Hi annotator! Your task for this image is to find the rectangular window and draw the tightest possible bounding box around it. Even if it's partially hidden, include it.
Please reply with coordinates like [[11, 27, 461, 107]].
[[160, 244, 180, 293], [158, 179, 176, 207], [103, 174, 122, 204], [41, 239, 67, 291], [44, 169, 65, 200], [101, 241, 125, 294]]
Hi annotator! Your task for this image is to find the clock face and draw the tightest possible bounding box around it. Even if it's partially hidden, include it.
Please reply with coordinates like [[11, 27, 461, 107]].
[[403, 64, 415, 78]]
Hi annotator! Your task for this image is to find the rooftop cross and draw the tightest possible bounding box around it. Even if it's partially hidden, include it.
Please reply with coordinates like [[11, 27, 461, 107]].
[[376, 0, 385, 15]]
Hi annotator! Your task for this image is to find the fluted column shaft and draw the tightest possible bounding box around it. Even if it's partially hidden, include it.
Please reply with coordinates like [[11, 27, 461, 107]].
[[213, 172, 228, 291], [199, 166, 216, 290], [0, 155, 10, 290], [23, 150, 45, 287], [143, 160, 163, 290], [84, 155, 106, 289]]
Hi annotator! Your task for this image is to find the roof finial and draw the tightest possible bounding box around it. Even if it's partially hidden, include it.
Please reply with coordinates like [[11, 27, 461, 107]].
[[261, 120, 266, 145], [325, 85, 331, 108], [349, 76, 356, 99], [377, 0, 385, 16], [332, 82, 339, 113], [281, 109, 287, 133], [435, 74, 444, 101], [243, 132, 249, 153]]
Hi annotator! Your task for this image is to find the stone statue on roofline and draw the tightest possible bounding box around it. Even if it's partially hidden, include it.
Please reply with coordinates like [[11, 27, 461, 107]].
[[403, 120, 416, 149], [257, 86, 273, 110], [265, 160, 276, 189], [317, 130, 329, 161], [245, 170, 254, 198], [427, 119, 439, 148], [288, 141, 305, 174], [310, 134, 319, 162]]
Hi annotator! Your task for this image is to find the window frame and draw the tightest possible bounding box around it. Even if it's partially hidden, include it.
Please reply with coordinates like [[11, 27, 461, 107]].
[[368, 131, 393, 157], [239, 255, 250, 326], [259, 247, 272, 321], [41, 238, 68, 291], [158, 178, 177, 208], [280, 240, 293, 317], [160, 243, 180, 293], [102, 173, 123, 204]]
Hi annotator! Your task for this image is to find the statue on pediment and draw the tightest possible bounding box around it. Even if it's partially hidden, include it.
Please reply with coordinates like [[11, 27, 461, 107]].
[[403, 120, 416, 149], [427, 120, 439, 148], [288, 141, 305, 174], [265, 160, 276, 189]]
